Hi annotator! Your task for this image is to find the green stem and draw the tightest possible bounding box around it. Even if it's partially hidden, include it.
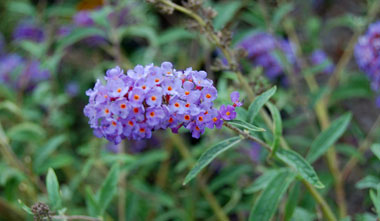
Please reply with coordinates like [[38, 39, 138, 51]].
[[341, 114, 380, 179], [302, 180, 337, 221], [170, 134, 229, 221]]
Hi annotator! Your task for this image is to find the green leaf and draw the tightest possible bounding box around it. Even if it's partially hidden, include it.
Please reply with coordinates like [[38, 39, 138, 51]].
[[370, 186, 380, 219], [85, 186, 100, 217], [17, 199, 33, 215], [7, 2, 35, 16], [7, 122, 46, 142], [272, 3, 293, 30], [213, 1, 243, 30], [227, 120, 266, 132], [158, 28, 195, 45], [284, 182, 300, 221], [266, 103, 282, 154], [46, 168, 62, 211], [34, 135, 67, 172], [248, 86, 277, 123], [249, 170, 295, 221], [244, 169, 287, 193], [96, 163, 120, 215], [371, 144, 380, 160], [276, 149, 324, 188], [306, 113, 352, 163], [356, 176, 380, 189], [183, 137, 242, 185]]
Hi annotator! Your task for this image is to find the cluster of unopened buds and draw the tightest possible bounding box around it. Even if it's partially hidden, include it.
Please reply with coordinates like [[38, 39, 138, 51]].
[[84, 62, 243, 144]]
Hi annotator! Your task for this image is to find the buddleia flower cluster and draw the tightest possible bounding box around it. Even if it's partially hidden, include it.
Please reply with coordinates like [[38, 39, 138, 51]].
[[354, 21, 380, 106], [84, 62, 243, 144], [238, 32, 297, 82]]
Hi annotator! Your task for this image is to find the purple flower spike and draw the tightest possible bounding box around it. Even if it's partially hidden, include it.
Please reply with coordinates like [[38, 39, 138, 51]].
[[355, 21, 380, 105], [13, 21, 45, 43], [84, 62, 241, 144], [309, 50, 334, 75]]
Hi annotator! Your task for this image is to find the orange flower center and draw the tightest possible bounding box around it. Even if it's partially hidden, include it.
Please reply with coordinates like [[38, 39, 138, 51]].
[[112, 121, 117, 126], [133, 108, 139, 113], [167, 71, 171, 75], [155, 78, 160, 83], [213, 117, 218, 122], [117, 88, 122, 93], [150, 112, 155, 117], [226, 111, 230, 116], [184, 115, 190, 121], [139, 128, 145, 133], [198, 116, 203, 121], [142, 85, 146, 90], [134, 95, 140, 100], [104, 108, 110, 114], [120, 104, 126, 109], [104, 95, 108, 98], [185, 103, 190, 108], [167, 86, 172, 91], [168, 117, 174, 123], [195, 126, 200, 131], [128, 121, 134, 126], [174, 102, 180, 108], [206, 94, 211, 99], [185, 91, 190, 95], [151, 96, 157, 101]]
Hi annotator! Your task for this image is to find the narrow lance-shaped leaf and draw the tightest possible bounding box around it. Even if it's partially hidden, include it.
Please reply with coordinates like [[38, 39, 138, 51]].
[[18, 199, 33, 215], [244, 168, 288, 193], [284, 182, 301, 221], [276, 149, 324, 188], [96, 163, 120, 215], [249, 170, 295, 221], [371, 144, 380, 160], [183, 137, 242, 185], [370, 186, 380, 219], [46, 168, 62, 211], [227, 120, 266, 132], [248, 86, 277, 124], [266, 103, 282, 155], [306, 113, 352, 163]]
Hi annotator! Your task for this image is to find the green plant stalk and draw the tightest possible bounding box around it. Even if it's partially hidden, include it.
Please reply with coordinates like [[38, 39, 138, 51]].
[[170, 134, 229, 221], [302, 180, 337, 221], [281, 16, 347, 217], [154, 1, 336, 220], [342, 114, 380, 179]]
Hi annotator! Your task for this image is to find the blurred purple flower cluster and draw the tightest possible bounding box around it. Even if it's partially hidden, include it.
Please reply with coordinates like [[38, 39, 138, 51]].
[[59, 5, 132, 45], [309, 49, 334, 75], [13, 20, 45, 43], [84, 62, 242, 144], [239, 32, 297, 81], [0, 54, 50, 90], [355, 21, 380, 106]]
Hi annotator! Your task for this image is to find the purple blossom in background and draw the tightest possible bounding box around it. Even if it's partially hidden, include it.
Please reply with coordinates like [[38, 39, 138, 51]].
[[13, 21, 45, 43], [65, 82, 80, 97], [84, 62, 240, 144], [238, 32, 297, 81], [0, 54, 49, 90], [309, 49, 334, 74], [73, 11, 94, 27], [355, 21, 380, 106]]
